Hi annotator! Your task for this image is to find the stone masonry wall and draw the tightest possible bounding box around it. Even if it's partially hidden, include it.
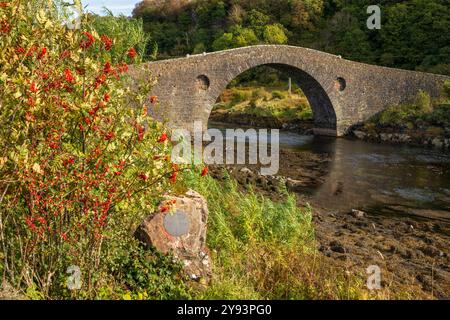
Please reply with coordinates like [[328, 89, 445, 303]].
[[130, 45, 450, 136]]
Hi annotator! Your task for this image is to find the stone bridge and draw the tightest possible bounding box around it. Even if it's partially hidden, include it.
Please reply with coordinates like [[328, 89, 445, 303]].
[[131, 45, 449, 136]]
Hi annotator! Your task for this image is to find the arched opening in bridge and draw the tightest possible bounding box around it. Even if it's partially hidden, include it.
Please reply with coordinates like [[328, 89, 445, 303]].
[[203, 64, 336, 197], [207, 64, 337, 135]]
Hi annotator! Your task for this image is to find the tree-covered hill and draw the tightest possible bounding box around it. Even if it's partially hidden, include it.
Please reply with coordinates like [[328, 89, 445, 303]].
[[133, 0, 450, 75]]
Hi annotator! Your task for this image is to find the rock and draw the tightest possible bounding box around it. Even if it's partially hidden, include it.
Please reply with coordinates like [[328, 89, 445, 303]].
[[351, 209, 365, 218], [416, 274, 433, 291], [401, 250, 415, 259], [380, 133, 391, 142], [135, 189, 212, 282], [353, 130, 366, 140], [331, 181, 344, 195], [389, 245, 398, 253], [355, 241, 364, 247], [397, 134, 411, 143], [240, 167, 253, 175], [432, 138, 444, 149], [420, 245, 442, 258], [286, 178, 305, 190], [444, 139, 450, 149], [329, 240, 347, 254], [273, 175, 287, 184]]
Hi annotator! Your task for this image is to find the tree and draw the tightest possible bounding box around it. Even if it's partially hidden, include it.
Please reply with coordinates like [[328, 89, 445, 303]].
[[132, 0, 450, 75], [212, 25, 258, 51], [338, 26, 373, 62], [228, 3, 246, 25], [263, 24, 288, 44], [90, 9, 150, 63]]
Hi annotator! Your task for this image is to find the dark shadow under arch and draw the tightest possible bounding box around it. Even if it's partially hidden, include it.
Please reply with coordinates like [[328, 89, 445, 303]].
[[266, 64, 336, 131]]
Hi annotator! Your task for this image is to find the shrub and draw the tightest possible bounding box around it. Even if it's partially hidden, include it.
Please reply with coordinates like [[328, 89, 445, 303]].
[[363, 122, 377, 134], [101, 243, 191, 300], [425, 126, 444, 136], [374, 89, 449, 129], [415, 90, 432, 114], [297, 108, 314, 121], [252, 87, 272, 101], [378, 105, 409, 127], [89, 9, 150, 63], [426, 104, 450, 127], [231, 89, 252, 103], [294, 88, 305, 96], [443, 80, 450, 101], [0, 0, 185, 298], [272, 90, 287, 100]]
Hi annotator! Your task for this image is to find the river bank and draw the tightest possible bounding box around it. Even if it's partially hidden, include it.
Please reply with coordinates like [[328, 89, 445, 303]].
[[350, 89, 450, 151], [351, 128, 450, 151], [206, 122, 450, 299], [210, 110, 315, 133], [211, 108, 450, 151], [209, 160, 450, 299]]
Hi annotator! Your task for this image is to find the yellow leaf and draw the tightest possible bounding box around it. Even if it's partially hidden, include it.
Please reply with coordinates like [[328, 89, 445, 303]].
[[122, 292, 132, 300], [32, 163, 43, 175], [0, 157, 7, 169], [37, 9, 46, 24], [44, 20, 53, 29]]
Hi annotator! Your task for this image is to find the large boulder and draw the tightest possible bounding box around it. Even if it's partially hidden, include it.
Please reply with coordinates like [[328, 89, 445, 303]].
[[135, 190, 212, 283]]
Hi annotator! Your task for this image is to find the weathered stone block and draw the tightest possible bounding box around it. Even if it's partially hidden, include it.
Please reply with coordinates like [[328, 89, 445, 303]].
[[135, 190, 212, 282]]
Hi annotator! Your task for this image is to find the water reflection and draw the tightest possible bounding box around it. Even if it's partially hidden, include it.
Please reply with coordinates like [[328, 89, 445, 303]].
[[307, 137, 450, 213], [209, 122, 450, 218]]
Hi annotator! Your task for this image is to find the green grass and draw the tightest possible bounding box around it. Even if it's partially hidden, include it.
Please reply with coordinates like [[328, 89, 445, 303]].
[[214, 87, 313, 122]]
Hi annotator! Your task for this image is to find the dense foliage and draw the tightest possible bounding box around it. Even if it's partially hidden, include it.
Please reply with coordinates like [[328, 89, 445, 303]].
[[1, 0, 447, 300], [0, 0, 188, 299], [133, 0, 450, 74]]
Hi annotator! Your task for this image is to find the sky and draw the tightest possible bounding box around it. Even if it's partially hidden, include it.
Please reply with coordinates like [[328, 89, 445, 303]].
[[82, 0, 141, 16]]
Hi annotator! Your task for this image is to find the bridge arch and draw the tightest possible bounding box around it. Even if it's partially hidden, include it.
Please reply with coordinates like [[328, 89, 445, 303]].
[[132, 45, 449, 136], [206, 63, 337, 132]]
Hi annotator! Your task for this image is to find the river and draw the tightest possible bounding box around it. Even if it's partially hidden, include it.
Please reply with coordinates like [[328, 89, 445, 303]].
[[209, 121, 450, 222]]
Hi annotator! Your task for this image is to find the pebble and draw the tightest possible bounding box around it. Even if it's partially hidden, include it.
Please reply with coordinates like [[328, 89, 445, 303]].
[[351, 209, 365, 218]]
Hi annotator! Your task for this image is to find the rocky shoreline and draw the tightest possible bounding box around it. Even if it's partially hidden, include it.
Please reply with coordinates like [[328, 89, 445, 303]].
[[352, 129, 450, 151], [212, 109, 450, 151], [209, 111, 315, 133], [208, 147, 450, 299]]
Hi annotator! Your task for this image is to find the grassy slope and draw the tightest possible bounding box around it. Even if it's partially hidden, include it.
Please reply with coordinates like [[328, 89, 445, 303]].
[[213, 87, 313, 123]]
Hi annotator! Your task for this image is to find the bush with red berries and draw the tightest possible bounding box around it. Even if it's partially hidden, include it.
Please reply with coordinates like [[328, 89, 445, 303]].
[[0, 1, 188, 298]]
